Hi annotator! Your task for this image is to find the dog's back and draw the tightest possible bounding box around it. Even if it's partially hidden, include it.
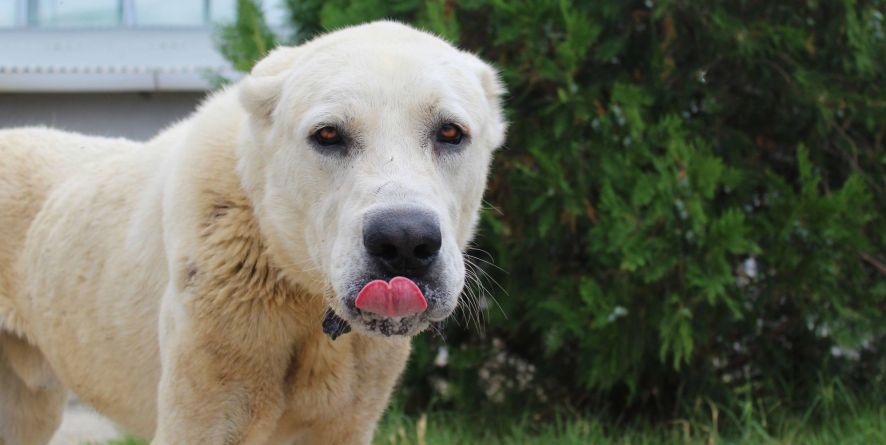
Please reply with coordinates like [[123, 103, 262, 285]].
[[0, 128, 138, 337], [0, 128, 139, 444]]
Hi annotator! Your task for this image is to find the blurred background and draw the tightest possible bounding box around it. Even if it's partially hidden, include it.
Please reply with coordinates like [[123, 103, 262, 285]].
[[0, 0, 285, 139], [2, 1, 885, 444]]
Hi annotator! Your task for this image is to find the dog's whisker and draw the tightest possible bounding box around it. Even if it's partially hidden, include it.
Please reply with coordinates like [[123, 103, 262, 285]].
[[463, 253, 507, 273], [460, 257, 490, 334], [466, 246, 497, 264], [462, 253, 507, 325]]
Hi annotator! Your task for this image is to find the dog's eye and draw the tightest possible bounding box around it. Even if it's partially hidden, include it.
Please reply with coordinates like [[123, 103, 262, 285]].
[[314, 126, 343, 146], [436, 124, 463, 145]]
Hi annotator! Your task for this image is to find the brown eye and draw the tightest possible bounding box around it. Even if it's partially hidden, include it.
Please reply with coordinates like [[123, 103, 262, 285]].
[[314, 126, 343, 146], [436, 123, 463, 145]]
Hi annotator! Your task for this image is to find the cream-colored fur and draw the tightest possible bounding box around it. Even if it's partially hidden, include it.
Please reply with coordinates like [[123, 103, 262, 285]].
[[0, 22, 505, 444]]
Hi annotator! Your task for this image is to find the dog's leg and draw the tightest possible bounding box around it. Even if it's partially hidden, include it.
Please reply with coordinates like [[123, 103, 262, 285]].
[[0, 334, 66, 445], [302, 423, 377, 445], [151, 291, 295, 445]]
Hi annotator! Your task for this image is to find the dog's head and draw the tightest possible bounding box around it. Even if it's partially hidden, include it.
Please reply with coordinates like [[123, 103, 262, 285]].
[[237, 22, 506, 336]]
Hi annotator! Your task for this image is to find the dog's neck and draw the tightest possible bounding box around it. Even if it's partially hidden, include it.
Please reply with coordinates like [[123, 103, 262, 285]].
[[174, 88, 330, 331]]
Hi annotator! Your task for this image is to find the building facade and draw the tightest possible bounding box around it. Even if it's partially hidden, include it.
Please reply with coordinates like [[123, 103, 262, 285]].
[[0, 0, 285, 140]]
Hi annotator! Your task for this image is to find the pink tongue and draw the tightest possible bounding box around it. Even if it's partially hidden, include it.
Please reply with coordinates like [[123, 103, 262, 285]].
[[355, 277, 428, 317]]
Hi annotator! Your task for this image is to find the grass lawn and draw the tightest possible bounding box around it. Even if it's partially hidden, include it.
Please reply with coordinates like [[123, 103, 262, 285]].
[[98, 402, 884, 445], [374, 405, 885, 445]]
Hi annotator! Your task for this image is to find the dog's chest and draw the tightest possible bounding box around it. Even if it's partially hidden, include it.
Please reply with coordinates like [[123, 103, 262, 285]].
[[277, 333, 411, 430]]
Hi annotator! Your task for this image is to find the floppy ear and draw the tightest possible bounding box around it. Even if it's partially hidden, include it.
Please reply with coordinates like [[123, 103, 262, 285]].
[[477, 63, 508, 148], [239, 46, 301, 121]]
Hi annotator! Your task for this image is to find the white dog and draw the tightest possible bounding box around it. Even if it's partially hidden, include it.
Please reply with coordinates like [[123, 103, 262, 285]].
[[0, 21, 505, 444]]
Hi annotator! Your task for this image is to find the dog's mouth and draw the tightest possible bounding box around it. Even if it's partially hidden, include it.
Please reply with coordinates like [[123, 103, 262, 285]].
[[324, 276, 449, 339], [355, 277, 428, 317]]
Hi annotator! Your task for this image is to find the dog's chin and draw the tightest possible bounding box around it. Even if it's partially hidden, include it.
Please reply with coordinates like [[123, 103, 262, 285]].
[[350, 312, 432, 337], [323, 305, 432, 338]]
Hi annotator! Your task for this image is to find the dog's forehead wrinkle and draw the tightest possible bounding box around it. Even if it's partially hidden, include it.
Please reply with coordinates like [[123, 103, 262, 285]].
[[292, 59, 478, 122]]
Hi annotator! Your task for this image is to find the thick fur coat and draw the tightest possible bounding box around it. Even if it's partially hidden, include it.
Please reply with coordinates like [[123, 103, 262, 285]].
[[0, 22, 505, 444]]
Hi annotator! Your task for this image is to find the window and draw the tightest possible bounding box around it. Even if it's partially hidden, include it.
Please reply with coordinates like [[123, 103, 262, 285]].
[[134, 0, 204, 27], [34, 0, 119, 28], [0, 0, 15, 27], [0, 0, 252, 29]]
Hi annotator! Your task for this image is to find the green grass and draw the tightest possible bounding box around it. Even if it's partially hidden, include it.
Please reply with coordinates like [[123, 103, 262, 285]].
[[96, 402, 885, 445], [373, 404, 886, 445]]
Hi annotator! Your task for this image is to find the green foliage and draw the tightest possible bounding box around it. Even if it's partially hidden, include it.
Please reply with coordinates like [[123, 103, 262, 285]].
[[216, 0, 276, 72], [219, 0, 886, 422]]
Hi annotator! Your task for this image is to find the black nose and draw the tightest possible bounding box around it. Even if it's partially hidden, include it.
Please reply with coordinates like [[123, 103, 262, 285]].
[[363, 208, 442, 277]]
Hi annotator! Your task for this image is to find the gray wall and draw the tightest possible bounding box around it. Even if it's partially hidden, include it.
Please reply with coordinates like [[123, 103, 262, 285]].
[[0, 92, 205, 141]]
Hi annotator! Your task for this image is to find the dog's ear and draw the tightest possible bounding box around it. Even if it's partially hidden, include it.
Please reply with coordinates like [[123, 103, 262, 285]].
[[239, 46, 301, 121], [476, 62, 508, 148]]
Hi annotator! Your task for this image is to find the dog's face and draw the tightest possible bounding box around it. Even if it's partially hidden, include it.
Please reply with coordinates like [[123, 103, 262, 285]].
[[237, 22, 506, 336]]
